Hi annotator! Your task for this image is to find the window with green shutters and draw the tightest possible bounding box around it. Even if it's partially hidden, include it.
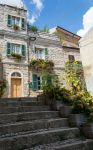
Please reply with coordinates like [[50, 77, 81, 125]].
[[6, 42, 26, 57], [7, 15, 26, 30], [7, 15, 12, 26], [7, 42, 11, 55]]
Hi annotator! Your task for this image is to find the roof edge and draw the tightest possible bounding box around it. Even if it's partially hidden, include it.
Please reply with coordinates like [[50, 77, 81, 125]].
[[57, 26, 81, 39]]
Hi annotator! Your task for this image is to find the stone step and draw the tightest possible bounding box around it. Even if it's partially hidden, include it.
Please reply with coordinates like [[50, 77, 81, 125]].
[[0, 118, 68, 137], [0, 127, 80, 150], [0, 105, 50, 114], [26, 139, 93, 150], [0, 97, 38, 102], [0, 111, 59, 124], [0, 101, 44, 107]]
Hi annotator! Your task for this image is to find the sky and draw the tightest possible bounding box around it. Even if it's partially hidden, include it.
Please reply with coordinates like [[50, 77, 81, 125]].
[[0, 0, 93, 36]]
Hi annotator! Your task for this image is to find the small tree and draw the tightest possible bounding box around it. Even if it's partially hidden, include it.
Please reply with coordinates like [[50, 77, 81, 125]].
[[65, 61, 85, 93], [27, 23, 38, 32]]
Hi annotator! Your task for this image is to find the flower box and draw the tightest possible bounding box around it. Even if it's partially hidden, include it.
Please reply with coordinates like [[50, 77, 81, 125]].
[[13, 25, 20, 31], [11, 53, 22, 60]]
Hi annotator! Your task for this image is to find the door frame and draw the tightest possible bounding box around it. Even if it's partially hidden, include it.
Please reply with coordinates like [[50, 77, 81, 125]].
[[9, 71, 24, 98], [11, 77, 22, 98]]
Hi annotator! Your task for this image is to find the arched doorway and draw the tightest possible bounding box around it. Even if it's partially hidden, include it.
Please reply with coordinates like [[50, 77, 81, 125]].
[[11, 72, 22, 97]]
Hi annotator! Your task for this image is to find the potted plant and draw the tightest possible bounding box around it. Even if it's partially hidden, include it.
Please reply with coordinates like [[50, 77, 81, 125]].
[[29, 59, 54, 71], [68, 93, 89, 127], [11, 53, 22, 60], [13, 24, 20, 31]]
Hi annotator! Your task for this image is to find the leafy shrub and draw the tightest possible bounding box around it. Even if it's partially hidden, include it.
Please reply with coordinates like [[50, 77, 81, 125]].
[[72, 91, 93, 114], [28, 25, 38, 32], [65, 61, 85, 93]]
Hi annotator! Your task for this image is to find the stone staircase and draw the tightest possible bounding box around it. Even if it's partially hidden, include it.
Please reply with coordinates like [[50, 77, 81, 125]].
[[0, 97, 93, 150]]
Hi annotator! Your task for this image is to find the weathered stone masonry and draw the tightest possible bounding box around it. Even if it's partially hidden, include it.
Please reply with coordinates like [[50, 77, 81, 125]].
[[0, 4, 81, 97]]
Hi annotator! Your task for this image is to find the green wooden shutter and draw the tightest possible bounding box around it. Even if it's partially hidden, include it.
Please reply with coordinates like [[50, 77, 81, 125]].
[[7, 15, 12, 26], [21, 18, 25, 29], [21, 45, 26, 57], [45, 48, 48, 59], [45, 48, 48, 55], [7, 42, 11, 55], [32, 74, 38, 91]]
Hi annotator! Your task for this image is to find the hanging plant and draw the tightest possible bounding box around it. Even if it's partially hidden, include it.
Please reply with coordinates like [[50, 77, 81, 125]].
[[13, 25, 20, 31], [29, 59, 54, 71]]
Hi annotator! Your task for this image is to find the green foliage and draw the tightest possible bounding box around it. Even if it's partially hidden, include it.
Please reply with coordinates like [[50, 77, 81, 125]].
[[0, 80, 7, 97], [11, 53, 22, 59], [65, 61, 84, 93], [13, 25, 20, 30], [41, 73, 60, 100], [41, 72, 71, 103], [29, 59, 54, 71], [28, 24, 38, 32], [71, 90, 93, 115]]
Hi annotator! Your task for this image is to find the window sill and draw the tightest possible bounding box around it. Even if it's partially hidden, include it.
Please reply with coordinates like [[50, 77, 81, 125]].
[[7, 25, 26, 31], [7, 55, 26, 60]]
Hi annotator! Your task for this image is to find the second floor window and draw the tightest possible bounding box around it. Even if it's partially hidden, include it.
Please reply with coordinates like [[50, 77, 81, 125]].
[[68, 55, 75, 62], [33, 47, 48, 60], [7, 15, 26, 30], [34, 48, 45, 60], [12, 17, 20, 26], [12, 44, 21, 54]]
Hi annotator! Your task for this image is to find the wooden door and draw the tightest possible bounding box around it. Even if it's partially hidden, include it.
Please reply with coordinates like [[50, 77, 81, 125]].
[[11, 78, 22, 97]]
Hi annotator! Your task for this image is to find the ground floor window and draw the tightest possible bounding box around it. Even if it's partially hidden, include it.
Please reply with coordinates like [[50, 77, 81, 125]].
[[32, 74, 41, 91], [32, 73, 52, 91]]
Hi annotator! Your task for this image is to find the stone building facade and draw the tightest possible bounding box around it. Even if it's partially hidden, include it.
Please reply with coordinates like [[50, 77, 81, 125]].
[[0, 4, 81, 98]]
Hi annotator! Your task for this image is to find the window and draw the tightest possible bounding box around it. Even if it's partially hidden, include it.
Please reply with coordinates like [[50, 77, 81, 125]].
[[11, 72, 21, 77], [12, 44, 21, 54], [12, 16, 20, 26], [7, 15, 26, 30], [32, 74, 41, 91], [35, 48, 45, 60], [7, 42, 26, 57], [68, 55, 75, 62]]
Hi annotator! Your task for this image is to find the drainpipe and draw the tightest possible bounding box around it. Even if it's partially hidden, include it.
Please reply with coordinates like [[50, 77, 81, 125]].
[[27, 34, 36, 97]]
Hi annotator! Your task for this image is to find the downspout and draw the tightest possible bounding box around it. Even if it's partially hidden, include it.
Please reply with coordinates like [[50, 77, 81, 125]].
[[27, 32, 37, 97]]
